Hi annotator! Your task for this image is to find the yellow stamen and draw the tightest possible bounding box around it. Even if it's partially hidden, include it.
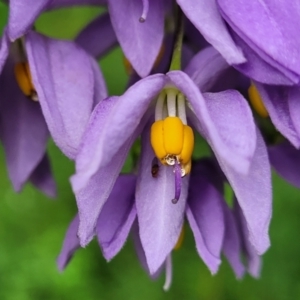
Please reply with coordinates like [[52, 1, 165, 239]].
[[174, 226, 185, 250], [14, 62, 38, 101], [150, 116, 194, 175], [248, 82, 268, 118]]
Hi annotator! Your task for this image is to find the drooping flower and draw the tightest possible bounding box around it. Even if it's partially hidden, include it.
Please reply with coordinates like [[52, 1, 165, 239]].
[[71, 46, 271, 274]]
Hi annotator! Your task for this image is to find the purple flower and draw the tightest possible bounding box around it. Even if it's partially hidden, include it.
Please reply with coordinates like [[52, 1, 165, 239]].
[[107, 0, 246, 78], [70, 47, 270, 274]]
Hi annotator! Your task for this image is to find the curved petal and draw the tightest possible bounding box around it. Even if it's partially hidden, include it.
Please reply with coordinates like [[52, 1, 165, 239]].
[[184, 47, 230, 91], [255, 82, 300, 148], [76, 13, 117, 58], [57, 215, 80, 271], [0, 59, 48, 192], [135, 126, 188, 274], [269, 142, 300, 189], [234, 200, 261, 277], [8, 0, 50, 41], [47, 0, 106, 10], [25, 31, 104, 159], [168, 70, 256, 174], [216, 129, 272, 255], [30, 154, 57, 198], [97, 175, 137, 261], [221, 203, 245, 278], [232, 33, 296, 86], [187, 176, 224, 274], [76, 75, 166, 182], [177, 0, 245, 65], [0, 30, 10, 73], [218, 0, 300, 80], [108, 0, 164, 77]]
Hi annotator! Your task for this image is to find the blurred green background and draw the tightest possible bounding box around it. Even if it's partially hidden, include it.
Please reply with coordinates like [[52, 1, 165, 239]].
[[1, 4, 300, 300]]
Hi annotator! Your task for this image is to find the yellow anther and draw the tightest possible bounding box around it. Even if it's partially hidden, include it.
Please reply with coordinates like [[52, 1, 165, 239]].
[[14, 62, 38, 101], [150, 117, 194, 174], [248, 82, 268, 118], [174, 226, 185, 250]]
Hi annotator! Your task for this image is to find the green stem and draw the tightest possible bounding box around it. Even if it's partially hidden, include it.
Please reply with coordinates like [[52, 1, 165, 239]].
[[169, 8, 184, 71]]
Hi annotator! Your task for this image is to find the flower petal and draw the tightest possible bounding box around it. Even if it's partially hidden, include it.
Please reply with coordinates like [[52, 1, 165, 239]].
[[0, 59, 48, 192], [30, 154, 56, 198], [47, 0, 106, 10], [169, 71, 256, 174], [177, 0, 245, 65], [218, 0, 300, 81], [187, 176, 225, 274], [25, 31, 104, 159], [184, 47, 229, 91], [135, 126, 188, 274], [76, 74, 165, 182], [8, 0, 50, 41], [0, 30, 10, 73], [216, 129, 272, 255], [108, 0, 164, 77], [57, 215, 80, 271], [75, 13, 117, 58], [255, 82, 300, 148], [97, 175, 137, 261], [269, 142, 300, 189]]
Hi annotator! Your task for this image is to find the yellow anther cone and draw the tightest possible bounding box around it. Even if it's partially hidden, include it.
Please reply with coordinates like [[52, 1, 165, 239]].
[[163, 117, 184, 155], [151, 120, 166, 160], [14, 62, 35, 97], [248, 83, 269, 118], [180, 125, 194, 165]]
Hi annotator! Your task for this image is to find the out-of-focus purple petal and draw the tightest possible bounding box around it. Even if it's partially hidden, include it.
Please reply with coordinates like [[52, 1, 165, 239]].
[[91, 58, 107, 107], [221, 202, 245, 278], [136, 126, 188, 274], [76, 75, 165, 182], [286, 86, 300, 144], [47, 0, 106, 10], [0, 30, 9, 73], [232, 33, 296, 86], [76, 13, 117, 58], [177, 0, 245, 65], [219, 0, 300, 82], [108, 0, 164, 77], [30, 155, 56, 198], [234, 200, 261, 277], [216, 129, 271, 255], [269, 142, 300, 189], [97, 175, 137, 261], [0, 59, 48, 192], [170, 71, 255, 174], [25, 31, 103, 159], [184, 47, 229, 92], [187, 176, 224, 274], [57, 215, 80, 271], [255, 82, 300, 148], [8, 0, 49, 41]]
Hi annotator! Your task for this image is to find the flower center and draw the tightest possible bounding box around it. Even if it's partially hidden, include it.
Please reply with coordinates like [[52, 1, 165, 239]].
[[248, 82, 268, 118], [14, 62, 38, 101], [150, 88, 194, 203]]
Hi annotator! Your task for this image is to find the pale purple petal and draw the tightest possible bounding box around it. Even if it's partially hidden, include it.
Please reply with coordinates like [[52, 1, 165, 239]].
[[97, 175, 137, 261], [135, 126, 188, 274], [177, 0, 245, 65], [0, 59, 48, 192], [0, 30, 9, 73], [25, 31, 103, 159], [48, 0, 106, 10], [30, 155, 56, 198], [76, 75, 165, 182], [187, 176, 224, 274], [234, 200, 261, 277], [57, 215, 80, 271], [8, 0, 50, 40], [108, 0, 164, 77], [76, 13, 117, 58], [269, 142, 300, 189], [216, 129, 271, 255], [168, 71, 256, 174], [219, 0, 300, 81], [255, 82, 300, 148], [184, 47, 229, 91], [221, 203, 245, 278]]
